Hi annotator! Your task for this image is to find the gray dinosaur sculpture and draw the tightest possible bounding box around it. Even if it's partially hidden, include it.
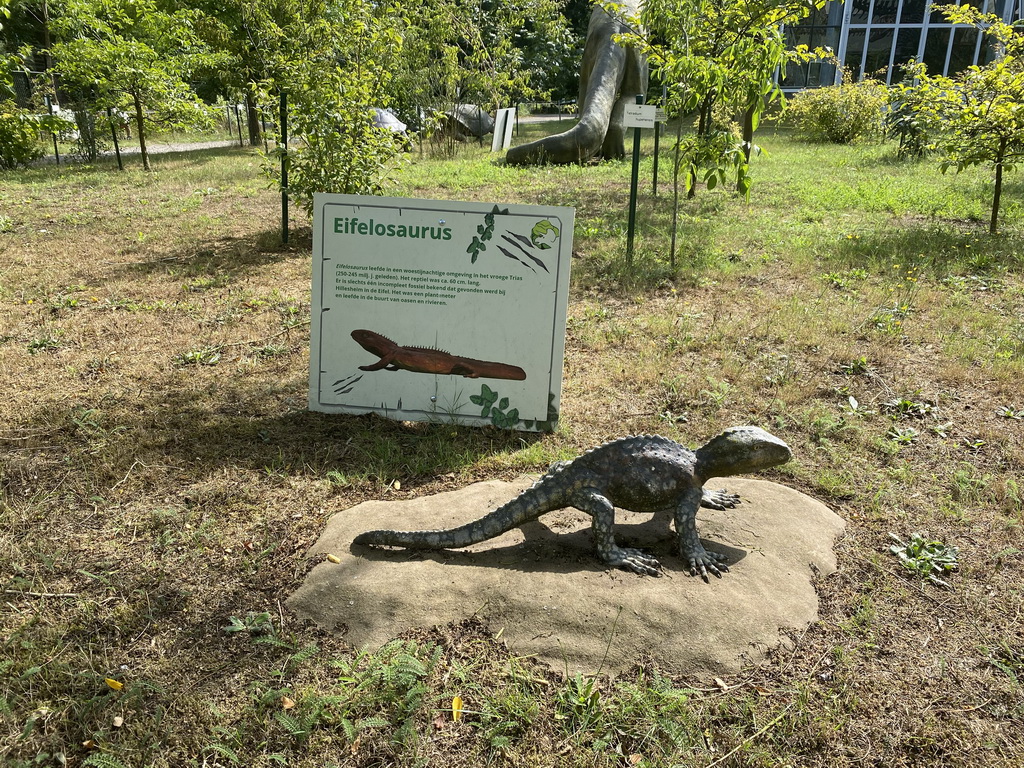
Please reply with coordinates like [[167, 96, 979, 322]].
[[506, 0, 647, 165], [354, 427, 792, 580]]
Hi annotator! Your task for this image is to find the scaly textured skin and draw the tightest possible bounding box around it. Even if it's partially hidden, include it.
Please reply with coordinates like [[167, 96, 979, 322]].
[[351, 329, 526, 380], [353, 426, 792, 580]]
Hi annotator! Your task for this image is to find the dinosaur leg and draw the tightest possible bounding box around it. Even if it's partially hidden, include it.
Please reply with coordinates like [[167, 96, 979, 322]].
[[358, 354, 394, 372], [700, 488, 741, 510], [574, 489, 662, 576], [675, 488, 729, 582]]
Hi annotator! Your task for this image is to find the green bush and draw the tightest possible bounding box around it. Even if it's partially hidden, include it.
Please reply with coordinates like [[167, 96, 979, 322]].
[[0, 101, 46, 169], [787, 78, 888, 144], [0, 101, 73, 169]]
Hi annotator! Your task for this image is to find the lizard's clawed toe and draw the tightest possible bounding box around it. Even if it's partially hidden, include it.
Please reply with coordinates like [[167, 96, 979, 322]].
[[608, 547, 663, 577]]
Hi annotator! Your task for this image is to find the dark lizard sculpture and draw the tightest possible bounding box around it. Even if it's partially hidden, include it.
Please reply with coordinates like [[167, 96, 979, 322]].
[[351, 329, 526, 380], [353, 426, 792, 580]]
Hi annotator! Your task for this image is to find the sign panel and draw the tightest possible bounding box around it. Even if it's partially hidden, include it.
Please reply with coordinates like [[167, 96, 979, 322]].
[[654, 107, 668, 122], [310, 195, 574, 431], [623, 104, 657, 128], [491, 107, 516, 152]]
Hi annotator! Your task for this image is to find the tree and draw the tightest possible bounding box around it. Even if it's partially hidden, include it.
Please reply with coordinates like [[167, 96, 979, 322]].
[[612, 0, 826, 262], [242, 0, 407, 213], [49, 0, 223, 170], [903, 6, 1024, 234]]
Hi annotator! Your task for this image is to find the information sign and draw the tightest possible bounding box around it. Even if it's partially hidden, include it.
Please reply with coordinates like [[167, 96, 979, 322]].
[[623, 104, 657, 128], [310, 195, 574, 431], [491, 107, 516, 152]]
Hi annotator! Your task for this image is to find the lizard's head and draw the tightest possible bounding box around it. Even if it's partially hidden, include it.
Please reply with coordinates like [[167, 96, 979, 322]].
[[695, 426, 792, 478], [351, 329, 393, 351]]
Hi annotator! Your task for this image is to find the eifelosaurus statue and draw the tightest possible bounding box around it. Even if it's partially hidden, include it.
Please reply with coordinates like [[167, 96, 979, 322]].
[[506, 0, 647, 165], [354, 427, 792, 580]]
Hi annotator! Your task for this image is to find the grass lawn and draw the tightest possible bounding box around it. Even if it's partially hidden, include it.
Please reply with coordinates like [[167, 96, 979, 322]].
[[1, 122, 1022, 767]]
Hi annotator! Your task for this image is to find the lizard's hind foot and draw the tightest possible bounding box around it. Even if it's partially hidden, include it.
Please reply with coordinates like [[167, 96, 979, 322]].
[[604, 547, 663, 577]]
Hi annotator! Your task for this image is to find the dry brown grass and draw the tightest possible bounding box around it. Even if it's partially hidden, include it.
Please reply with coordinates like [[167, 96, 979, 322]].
[[1, 134, 1023, 767]]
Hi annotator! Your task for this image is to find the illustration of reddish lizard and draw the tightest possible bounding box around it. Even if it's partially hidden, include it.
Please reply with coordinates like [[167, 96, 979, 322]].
[[351, 329, 527, 380]]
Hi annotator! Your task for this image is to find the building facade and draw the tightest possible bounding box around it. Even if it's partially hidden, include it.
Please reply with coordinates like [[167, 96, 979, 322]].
[[782, 0, 1024, 89]]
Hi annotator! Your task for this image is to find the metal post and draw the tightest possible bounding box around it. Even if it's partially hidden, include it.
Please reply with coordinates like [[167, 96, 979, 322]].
[[626, 94, 644, 265], [233, 102, 243, 147], [46, 96, 60, 165], [280, 92, 289, 245], [652, 117, 660, 197], [107, 106, 123, 171]]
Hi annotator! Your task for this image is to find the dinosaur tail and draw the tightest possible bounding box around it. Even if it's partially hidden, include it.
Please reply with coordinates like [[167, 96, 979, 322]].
[[505, 3, 645, 166], [353, 476, 564, 550]]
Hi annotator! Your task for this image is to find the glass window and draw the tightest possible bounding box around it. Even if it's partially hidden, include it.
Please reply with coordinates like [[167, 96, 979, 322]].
[[871, 0, 899, 23], [864, 28, 896, 78], [891, 28, 923, 81], [781, 64, 809, 89], [893, 27, 922, 67], [900, 0, 928, 23], [922, 28, 951, 74], [844, 30, 868, 78], [947, 27, 980, 74], [850, 0, 872, 24], [806, 61, 839, 87]]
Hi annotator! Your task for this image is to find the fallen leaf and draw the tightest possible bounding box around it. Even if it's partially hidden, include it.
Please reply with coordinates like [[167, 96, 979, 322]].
[[326, 553, 341, 563], [105, 678, 123, 691], [452, 695, 463, 721], [713, 677, 729, 692], [81, 740, 96, 749], [112, 716, 124, 728], [432, 714, 446, 730], [281, 696, 296, 710]]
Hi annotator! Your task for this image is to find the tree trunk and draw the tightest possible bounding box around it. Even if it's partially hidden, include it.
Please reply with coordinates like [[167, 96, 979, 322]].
[[133, 92, 150, 171], [990, 136, 1006, 234], [245, 90, 262, 146], [742, 104, 755, 163]]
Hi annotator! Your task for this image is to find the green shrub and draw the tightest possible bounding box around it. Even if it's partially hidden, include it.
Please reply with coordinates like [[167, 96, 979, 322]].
[[787, 77, 888, 144], [0, 101, 47, 169], [0, 101, 73, 169], [887, 77, 934, 160]]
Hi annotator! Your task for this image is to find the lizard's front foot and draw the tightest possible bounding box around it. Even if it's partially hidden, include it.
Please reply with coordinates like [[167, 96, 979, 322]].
[[604, 547, 663, 577], [683, 546, 729, 583], [701, 488, 740, 510]]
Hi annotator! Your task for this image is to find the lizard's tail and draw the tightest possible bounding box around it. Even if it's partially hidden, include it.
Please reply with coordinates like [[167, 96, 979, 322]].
[[353, 478, 563, 550]]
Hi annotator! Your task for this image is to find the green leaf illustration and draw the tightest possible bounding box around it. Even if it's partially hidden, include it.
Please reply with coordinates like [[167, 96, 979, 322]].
[[531, 220, 559, 250]]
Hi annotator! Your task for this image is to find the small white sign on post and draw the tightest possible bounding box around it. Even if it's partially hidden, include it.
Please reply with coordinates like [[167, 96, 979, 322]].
[[310, 195, 574, 431], [491, 107, 516, 152], [623, 104, 657, 129]]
